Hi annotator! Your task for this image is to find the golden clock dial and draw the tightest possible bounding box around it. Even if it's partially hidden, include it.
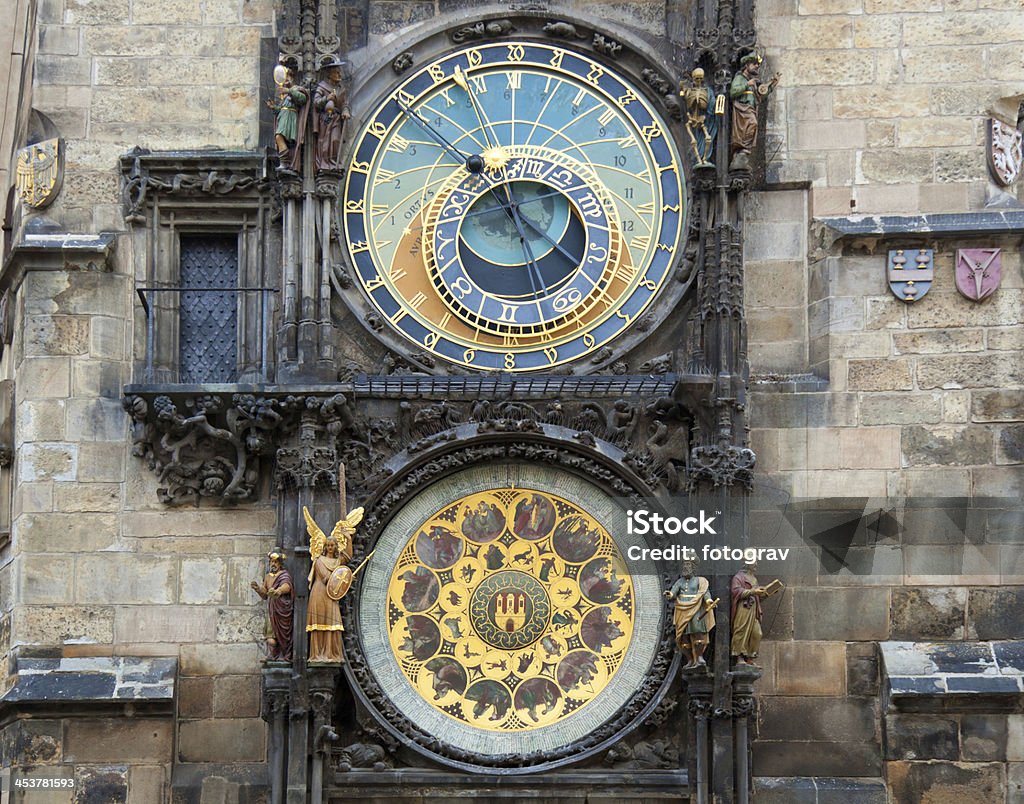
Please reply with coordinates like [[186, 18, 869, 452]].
[[343, 42, 685, 371], [384, 487, 635, 732]]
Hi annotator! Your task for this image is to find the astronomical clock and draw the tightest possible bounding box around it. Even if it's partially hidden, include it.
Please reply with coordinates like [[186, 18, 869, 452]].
[[341, 40, 686, 373], [352, 462, 669, 770], [122, 1, 754, 799], [324, 23, 698, 778]]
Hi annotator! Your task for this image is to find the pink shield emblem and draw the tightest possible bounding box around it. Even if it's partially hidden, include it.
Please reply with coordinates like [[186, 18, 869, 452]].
[[955, 248, 1001, 301]]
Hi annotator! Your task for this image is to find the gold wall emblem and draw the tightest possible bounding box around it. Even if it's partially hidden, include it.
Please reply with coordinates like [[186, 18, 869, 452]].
[[385, 488, 635, 732], [16, 138, 63, 209]]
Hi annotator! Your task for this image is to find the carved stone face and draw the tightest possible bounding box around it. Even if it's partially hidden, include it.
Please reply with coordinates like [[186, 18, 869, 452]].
[[325, 537, 338, 558]]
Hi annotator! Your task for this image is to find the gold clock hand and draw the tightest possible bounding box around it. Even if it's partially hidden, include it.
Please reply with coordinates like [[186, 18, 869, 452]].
[[395, 98, 483, 173], [453, 66, 500, 152]]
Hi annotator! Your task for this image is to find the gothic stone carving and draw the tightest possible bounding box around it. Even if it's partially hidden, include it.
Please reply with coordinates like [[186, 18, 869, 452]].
[[123, 390, 696, 504], [120, 148, 270, 225]]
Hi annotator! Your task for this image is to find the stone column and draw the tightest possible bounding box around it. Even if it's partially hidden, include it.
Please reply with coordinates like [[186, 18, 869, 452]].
[[307, 666, 340, 804], [273, 406, 341, 804], [731, 666, 760, 804], [683, 668, 714, 804], [262, 663, 292, 804]]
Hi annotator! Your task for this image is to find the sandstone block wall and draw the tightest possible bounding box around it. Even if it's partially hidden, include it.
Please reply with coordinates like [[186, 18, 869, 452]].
[[747, 3, 1024, 797], [28, 0, 272, 234], [1, 0, 279, 793], [761, 0, 1024, 216]]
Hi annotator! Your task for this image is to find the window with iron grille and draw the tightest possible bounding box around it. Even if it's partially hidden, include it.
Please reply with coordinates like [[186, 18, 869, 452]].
[[178, 234, 238, 384]]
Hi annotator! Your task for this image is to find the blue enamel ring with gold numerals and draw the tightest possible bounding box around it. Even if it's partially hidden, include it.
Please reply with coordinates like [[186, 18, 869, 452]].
[[343, 41, 686, 373]]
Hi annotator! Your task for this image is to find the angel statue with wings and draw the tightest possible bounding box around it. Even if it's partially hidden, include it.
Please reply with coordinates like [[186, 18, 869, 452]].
[[304, 505, 364, 663]]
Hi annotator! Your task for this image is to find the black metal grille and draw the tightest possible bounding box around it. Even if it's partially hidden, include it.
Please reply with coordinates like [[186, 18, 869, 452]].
[[179, 235, 238, 383], [350, 374, 683, 399]]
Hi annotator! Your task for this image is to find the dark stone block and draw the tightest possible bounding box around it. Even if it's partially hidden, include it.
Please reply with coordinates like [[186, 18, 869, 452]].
[[847, 642, 879, 696], [999, 425, 1024, 464], [927, 642, 996, 674], [792, 588, 889, 641], [945, 676, 1020, 693], [74, 765, 129, 804], [121, 658, 176, 684], [6, 672, 116, 702], [14, 720, 62, 765], [960, 714, 1008, 761], [754, 741, 881, 777], [887, 760, 1005, 804], [970, 589, 1024, 639], [901, 426, 993, 467], [751, 777, 817, 804], [994, 641, 1024, 673], [890, 588, 966, 640], [815, 777, 888, 804], [972, 390, 1024, 423], [823, 210, 1024, 238], [884, 714, 959, 761], [888, 676, 945, 696], [759, 697, 877, 743]]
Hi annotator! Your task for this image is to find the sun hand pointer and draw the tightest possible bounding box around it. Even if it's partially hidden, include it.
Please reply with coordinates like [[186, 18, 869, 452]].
[[454, 66, 506, 169]]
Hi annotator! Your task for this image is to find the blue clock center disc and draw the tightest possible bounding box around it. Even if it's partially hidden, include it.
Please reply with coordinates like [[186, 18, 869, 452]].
[[459, 181, 585, 298], [461, 181, 570, 266]]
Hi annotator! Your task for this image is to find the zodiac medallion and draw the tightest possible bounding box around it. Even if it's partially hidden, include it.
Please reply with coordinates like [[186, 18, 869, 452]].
[[384, 487, 635, 732]]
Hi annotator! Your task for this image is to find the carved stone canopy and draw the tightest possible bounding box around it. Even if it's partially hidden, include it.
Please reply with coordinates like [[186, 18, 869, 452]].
[[122, 375, 714, 506]]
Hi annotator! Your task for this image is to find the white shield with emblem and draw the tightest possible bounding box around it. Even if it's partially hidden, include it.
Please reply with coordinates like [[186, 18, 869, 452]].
[[988, 118, 1023, 187]]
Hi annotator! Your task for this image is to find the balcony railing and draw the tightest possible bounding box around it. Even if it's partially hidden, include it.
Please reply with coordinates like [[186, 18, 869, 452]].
[[135, 286, 278, 384]]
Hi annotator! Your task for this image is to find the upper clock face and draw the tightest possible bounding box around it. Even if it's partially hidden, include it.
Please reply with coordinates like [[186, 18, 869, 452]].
[[343, 41, 685, 372]]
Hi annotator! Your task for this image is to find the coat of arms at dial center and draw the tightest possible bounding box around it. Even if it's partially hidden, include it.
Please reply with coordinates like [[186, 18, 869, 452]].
[[385, 488, 635, 732], [471, 570, 551, 649]]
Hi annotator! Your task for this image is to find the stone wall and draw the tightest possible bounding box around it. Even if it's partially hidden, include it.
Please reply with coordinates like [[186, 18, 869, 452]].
[[2, 0, 279, 797], [747, 5, 1024, 800], [761, 0, 1024, 216], [28, 0, 273, 235]]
